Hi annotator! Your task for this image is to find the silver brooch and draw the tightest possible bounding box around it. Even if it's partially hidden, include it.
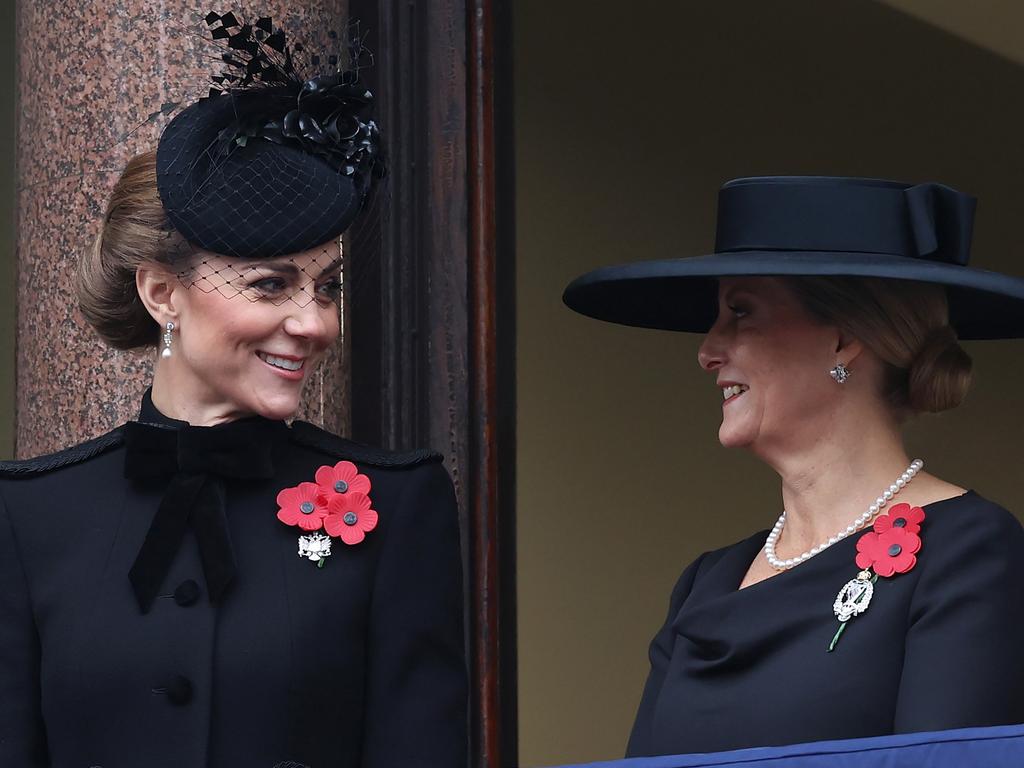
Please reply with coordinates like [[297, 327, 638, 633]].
[[297, 532, 332, 568], [833, 570, 874, 622]]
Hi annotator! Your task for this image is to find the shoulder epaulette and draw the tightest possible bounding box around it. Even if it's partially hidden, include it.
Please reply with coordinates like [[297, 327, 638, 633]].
[[289, 421, 442, 468], [0, 426, 126, 478]]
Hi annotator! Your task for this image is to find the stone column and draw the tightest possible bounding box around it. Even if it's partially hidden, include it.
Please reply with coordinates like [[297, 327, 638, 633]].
[[16, 1, 348, 457]]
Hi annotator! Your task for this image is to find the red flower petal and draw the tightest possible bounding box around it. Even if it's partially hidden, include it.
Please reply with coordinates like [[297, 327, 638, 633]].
[[855, 531, 880, 570], [904, 506, 926, 530], [277, 506, 301, 526], [327, 491, 372, 515], [276, 485, 302, 508], [358, 508, 379, 533], [323, 513, 343, 537], [332, 461, 358, 485], [901, 531, 922, 555], [339, 524, 366, 545], [314, 464, 337, 489], [300, 484, 317, 500], [315, 461, 372, 498], [877, 528, 921, 552], [857, 528, 922, 577], [296, 515, 324, 532], [854, 503, 926, 578], [882, 530, 920, 574], [343, 466, 372, 495], [873, 558, 897, 577], [324, 510, 369, 542], [276, 482, 328, 530], [896, 553, 917, 573], [875, 503, 926, 535], [323, 496, 377, 542], [285, 466, 376, 544]]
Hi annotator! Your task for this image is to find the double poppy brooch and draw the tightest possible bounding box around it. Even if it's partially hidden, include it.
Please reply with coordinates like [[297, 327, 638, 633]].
[[828, 503, 926, 651], [276, 461, 378, 567]]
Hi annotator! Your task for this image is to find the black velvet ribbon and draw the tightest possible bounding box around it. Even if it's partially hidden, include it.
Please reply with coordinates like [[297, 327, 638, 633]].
[[123, 418, 278, 613], [715, 179, 976, 266]]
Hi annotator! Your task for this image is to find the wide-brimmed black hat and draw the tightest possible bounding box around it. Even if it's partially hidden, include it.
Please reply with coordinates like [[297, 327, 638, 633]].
[[563, 176, 1024, 340], [156, 13, 383, 259]]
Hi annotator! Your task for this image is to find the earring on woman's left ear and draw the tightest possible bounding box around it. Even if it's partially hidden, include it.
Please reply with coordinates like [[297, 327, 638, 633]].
[[829, 362, 850, 384], [161, 321, 175, 359]]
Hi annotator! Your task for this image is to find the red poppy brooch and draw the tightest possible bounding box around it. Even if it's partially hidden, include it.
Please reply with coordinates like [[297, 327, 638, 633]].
[[828, 503, 925, 651], [276, 460, 378, 567]]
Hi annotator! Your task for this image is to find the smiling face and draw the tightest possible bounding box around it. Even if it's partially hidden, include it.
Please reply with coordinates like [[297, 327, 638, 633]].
[[697, 277, 848, 454], [160, 243, 342, 421]]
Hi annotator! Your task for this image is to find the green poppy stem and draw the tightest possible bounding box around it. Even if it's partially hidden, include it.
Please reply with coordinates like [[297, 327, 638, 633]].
[[317, 557, 325, 569], [827, 622, 847, 652]]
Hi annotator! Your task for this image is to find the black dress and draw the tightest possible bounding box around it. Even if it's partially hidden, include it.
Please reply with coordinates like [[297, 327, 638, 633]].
[[627, 491, 1024, 757], [0, 394, 466, 768]]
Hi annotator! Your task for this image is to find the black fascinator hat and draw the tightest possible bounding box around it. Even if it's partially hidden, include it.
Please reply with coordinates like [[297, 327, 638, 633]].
[[156, 12, 384, 259], [563, 176, 1024, 340]]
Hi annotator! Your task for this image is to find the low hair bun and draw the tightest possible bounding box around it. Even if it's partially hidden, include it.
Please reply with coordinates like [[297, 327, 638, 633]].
[[787, 277, 972, 419], [77, 151, 192, 350], [906, 325, 972, 413]]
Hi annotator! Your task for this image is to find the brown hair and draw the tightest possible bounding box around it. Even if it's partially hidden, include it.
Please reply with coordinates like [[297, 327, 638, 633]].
[[786, 276, 972, 416], [78, 151, 193, 349]]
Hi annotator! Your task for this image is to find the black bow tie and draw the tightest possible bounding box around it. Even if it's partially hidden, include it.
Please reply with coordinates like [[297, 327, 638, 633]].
[[123, 417, 282, 613]]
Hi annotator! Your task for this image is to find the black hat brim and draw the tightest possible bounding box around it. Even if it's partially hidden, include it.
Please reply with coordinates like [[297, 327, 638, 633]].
[[563, 252, 1024, 340]]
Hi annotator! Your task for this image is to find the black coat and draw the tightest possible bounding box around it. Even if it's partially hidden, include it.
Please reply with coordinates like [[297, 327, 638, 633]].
[[0, 398, 467, 768], [627, 491, 1024, 757]]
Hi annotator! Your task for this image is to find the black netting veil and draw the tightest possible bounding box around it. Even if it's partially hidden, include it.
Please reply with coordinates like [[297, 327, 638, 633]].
[[158, 91, 360, 260], [176, 243, 344, 310]]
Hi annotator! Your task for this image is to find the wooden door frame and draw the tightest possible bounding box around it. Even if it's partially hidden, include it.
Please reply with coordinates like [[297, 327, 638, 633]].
[[345, 1, 516, 766]]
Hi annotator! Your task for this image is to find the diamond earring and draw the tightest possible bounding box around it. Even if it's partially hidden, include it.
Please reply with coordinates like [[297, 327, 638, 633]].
[[161, 321, 175, 359], [829, 362, 850, 384]]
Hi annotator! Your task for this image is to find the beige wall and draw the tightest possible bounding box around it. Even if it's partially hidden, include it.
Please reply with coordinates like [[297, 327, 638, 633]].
[[515, 1, 1024, 765], [879, 0, 1024, 67]]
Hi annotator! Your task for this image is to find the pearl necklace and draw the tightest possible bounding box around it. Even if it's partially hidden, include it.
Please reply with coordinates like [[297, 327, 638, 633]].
[[764, 459, 924, 570]]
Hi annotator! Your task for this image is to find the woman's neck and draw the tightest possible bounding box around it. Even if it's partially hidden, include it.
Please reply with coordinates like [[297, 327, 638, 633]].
[[756, 393, 924, 556], [774, 437, 911, 548], [150, 364, 252, 427]]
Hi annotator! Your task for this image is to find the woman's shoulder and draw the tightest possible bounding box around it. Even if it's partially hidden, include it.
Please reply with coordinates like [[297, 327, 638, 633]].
[[284, 421, 453, 509], [286, 424, 458, 542], [915, 490, 1024, 572], [0, 425, 127, 483], [286, 420, 443, 471], [922, 490, 1023, 539]]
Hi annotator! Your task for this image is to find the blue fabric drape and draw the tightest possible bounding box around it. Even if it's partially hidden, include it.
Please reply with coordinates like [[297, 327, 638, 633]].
[[549, 724, 1024, 768]]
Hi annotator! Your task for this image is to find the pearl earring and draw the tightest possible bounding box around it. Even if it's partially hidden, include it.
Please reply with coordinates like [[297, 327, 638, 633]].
[[161, 322, 175, 359], [829, 362, 850, 384]]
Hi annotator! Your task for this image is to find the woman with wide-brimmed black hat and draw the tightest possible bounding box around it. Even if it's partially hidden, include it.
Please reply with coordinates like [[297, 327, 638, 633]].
[[0, 15, 465, 768], [565, 176, 1024, 756]]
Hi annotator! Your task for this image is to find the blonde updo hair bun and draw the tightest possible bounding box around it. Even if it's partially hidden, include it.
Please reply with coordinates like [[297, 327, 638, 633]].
[[787, 276, 973, 418], [78, 151, 192, 350], [907, 325, 972, 413]]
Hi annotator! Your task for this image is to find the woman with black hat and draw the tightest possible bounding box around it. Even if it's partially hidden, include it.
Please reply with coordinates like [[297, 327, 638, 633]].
[[565, 176, 1024, 756], [0, 16, 465, 768]]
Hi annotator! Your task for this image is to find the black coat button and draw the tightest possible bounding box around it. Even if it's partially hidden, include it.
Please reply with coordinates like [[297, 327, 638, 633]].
[[165, 675, 193, 706], [173, 579, 201, 607]]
